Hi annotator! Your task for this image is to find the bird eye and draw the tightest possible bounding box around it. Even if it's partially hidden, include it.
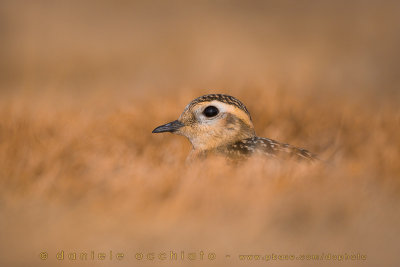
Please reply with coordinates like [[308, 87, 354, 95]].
[[203, 106, 219, 117]]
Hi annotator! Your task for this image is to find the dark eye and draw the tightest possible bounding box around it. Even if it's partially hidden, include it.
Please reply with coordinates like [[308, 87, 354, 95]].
[[203, 106, 219, 117]]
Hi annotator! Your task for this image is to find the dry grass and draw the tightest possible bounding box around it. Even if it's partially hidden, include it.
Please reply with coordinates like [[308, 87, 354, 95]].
[[1, 1, 400, 267]]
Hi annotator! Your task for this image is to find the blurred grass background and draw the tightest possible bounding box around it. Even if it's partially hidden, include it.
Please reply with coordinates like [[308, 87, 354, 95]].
[[0, 1, 400, 266]]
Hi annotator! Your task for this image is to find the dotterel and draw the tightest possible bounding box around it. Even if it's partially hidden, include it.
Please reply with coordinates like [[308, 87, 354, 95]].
[[152, 94, 317, 162]]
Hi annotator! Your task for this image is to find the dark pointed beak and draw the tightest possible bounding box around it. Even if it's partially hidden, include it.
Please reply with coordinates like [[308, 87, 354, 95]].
[[152, 120, 184, 133]]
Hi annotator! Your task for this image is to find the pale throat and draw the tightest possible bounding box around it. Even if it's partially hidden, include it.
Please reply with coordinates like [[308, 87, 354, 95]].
[[186, 125, 255, 152]]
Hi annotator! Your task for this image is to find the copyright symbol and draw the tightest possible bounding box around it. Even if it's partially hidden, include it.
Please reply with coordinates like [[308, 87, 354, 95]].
[[39, 252, 48, 260]]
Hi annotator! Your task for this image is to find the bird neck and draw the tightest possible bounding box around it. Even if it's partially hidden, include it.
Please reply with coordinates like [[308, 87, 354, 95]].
[[189, 128, 256, 154]]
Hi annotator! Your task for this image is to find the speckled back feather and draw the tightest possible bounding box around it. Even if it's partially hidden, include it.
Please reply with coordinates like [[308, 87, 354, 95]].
[[220, 137, 318, 161]]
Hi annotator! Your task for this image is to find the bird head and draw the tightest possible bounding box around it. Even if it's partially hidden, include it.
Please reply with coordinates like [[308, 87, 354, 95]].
[[152, 94, 256, 152]]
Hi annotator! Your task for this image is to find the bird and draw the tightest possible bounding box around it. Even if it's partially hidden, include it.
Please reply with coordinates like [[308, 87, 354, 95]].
[[152, 94, 317, 162]]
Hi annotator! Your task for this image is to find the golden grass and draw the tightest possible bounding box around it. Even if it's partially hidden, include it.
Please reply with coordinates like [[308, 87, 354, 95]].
[[1, 89, 399, 267], [1, 1, 400, 267]]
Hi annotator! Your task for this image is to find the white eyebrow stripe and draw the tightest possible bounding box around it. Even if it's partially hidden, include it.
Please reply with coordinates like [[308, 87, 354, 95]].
[[193, 100, 253, 129]]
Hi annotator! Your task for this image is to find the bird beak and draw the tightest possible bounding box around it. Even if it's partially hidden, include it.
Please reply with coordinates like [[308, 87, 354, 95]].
[[152, 120, 184, 133]]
